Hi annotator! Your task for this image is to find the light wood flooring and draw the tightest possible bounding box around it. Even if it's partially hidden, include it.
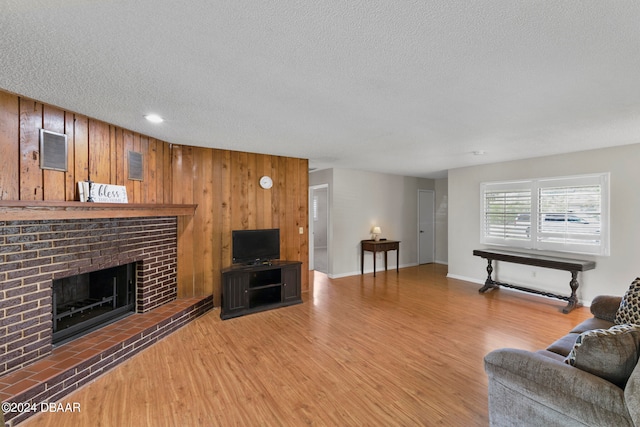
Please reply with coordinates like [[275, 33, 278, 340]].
[[21, 264, 591, 426]]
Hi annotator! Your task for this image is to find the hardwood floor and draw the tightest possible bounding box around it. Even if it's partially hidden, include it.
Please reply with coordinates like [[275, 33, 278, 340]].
[[21, 264, 591, 426]]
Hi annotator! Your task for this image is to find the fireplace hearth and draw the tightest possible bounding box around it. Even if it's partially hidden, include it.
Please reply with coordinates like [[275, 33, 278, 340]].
[[52, 262, 136, 345]]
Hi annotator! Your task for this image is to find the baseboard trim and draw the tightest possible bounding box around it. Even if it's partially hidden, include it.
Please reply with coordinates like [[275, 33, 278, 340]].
[[328, 263, 419, 279], [446, 273, 484, 285]]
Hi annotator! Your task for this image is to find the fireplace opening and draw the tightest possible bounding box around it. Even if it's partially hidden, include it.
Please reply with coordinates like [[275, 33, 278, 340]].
[[52, 262, 136, 345]]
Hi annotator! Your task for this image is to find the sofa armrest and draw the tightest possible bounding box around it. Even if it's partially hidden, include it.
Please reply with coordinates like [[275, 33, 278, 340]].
[[591, 295, 622, 322], [485, 348, 632, 426], [625, 361, 640, 427]]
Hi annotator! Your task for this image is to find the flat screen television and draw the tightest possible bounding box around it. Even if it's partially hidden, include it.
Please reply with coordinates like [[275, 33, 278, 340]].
[[232, 228, 280, 265]]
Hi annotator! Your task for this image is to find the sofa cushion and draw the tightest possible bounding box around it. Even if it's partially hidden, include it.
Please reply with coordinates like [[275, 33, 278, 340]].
[[547, 333, 580, 357], [591, 295, 623, 322], [536, 349, 567, 362], [570, 317, 615, 334], [616, 278, 640, 325], [565, 324, 640, 388]]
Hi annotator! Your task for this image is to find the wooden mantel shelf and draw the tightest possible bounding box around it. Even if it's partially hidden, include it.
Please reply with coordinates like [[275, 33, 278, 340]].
[[0, 201, 197, 221]]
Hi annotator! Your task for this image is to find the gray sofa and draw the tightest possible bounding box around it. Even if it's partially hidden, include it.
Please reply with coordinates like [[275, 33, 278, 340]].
[[484, 294, 640, 427]]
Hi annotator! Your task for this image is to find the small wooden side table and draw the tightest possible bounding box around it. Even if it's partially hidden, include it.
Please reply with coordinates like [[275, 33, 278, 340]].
[[361, 240, 400, 277]]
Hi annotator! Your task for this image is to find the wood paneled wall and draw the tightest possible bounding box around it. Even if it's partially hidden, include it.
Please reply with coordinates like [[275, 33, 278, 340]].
[[0, 92, 174, 203], [0, 90, 309, 303], [172, 147, 309, 302]]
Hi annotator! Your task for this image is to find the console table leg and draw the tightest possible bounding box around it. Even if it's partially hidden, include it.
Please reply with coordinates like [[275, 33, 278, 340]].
[[373, 250, 377, 277], [479, 259, 499, 293], [384, 251, 388, 271], [563, 271, 581, 314]]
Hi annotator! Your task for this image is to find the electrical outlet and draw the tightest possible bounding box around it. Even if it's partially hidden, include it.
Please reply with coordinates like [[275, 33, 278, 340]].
[[299, 227, 304, 234]]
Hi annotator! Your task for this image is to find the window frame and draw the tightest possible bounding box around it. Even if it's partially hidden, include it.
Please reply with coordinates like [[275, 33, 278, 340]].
[[480, 173, 610, 256]]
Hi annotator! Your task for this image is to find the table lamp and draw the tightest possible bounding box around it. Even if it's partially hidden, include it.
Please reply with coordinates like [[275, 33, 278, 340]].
[[371, 226, 382, 241]]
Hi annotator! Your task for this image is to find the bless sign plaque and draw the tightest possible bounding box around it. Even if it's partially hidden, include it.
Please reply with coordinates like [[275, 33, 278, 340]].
[[78, 182, 128, 203]]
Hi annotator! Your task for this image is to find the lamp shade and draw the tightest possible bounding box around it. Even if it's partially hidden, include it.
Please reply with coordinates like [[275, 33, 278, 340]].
[[372, 226, 382, 234]]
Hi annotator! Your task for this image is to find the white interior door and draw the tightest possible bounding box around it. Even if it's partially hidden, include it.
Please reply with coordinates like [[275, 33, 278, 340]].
[[418, 190, 435, 264]]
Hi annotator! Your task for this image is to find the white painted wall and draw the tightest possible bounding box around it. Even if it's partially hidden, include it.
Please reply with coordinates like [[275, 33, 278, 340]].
[[448, 143, 640, 305], [309, 168, 437, 277]]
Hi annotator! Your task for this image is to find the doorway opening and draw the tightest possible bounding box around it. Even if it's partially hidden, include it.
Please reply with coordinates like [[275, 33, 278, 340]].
[[310, 185, 329, 274]]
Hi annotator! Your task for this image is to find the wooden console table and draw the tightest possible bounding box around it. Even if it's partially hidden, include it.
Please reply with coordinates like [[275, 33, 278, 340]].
[[361, 240, 400, 277], [473, 249, 596, 313]]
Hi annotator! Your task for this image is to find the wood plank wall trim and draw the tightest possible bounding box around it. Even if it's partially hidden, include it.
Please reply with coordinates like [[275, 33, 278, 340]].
[[0, 201, 197, 220]]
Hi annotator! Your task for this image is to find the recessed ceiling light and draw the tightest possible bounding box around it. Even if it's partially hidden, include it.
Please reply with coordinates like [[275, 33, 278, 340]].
[[144, 114, 164, 124], [473, 150, 487, 156]]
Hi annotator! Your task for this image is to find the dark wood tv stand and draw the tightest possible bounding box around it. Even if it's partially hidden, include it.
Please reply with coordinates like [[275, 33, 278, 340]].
[[220, 260, 302, 320]]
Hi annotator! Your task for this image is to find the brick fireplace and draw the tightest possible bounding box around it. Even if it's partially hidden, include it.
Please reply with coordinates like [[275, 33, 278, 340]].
[[0, 213, 213, 425], [0, 216, 180, 377]]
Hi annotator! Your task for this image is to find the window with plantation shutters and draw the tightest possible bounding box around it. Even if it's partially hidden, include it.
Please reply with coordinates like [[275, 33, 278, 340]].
[[482, 183, 532, 244], [480, 173, 609, 256]]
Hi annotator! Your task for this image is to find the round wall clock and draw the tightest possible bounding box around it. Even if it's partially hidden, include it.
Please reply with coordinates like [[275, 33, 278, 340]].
[[259, 175, 273, 189]]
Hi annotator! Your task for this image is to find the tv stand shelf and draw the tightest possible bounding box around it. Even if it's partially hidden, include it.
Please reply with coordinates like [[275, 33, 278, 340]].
[[220, 261, 302, 320]]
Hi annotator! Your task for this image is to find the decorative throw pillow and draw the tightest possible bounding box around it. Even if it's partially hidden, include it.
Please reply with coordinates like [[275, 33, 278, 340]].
[[616, 278, 640, 325], [565, 324, 640, 388]]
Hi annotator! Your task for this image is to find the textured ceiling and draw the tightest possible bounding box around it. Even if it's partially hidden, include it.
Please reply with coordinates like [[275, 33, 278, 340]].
[[2, 1, 640, 178]]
